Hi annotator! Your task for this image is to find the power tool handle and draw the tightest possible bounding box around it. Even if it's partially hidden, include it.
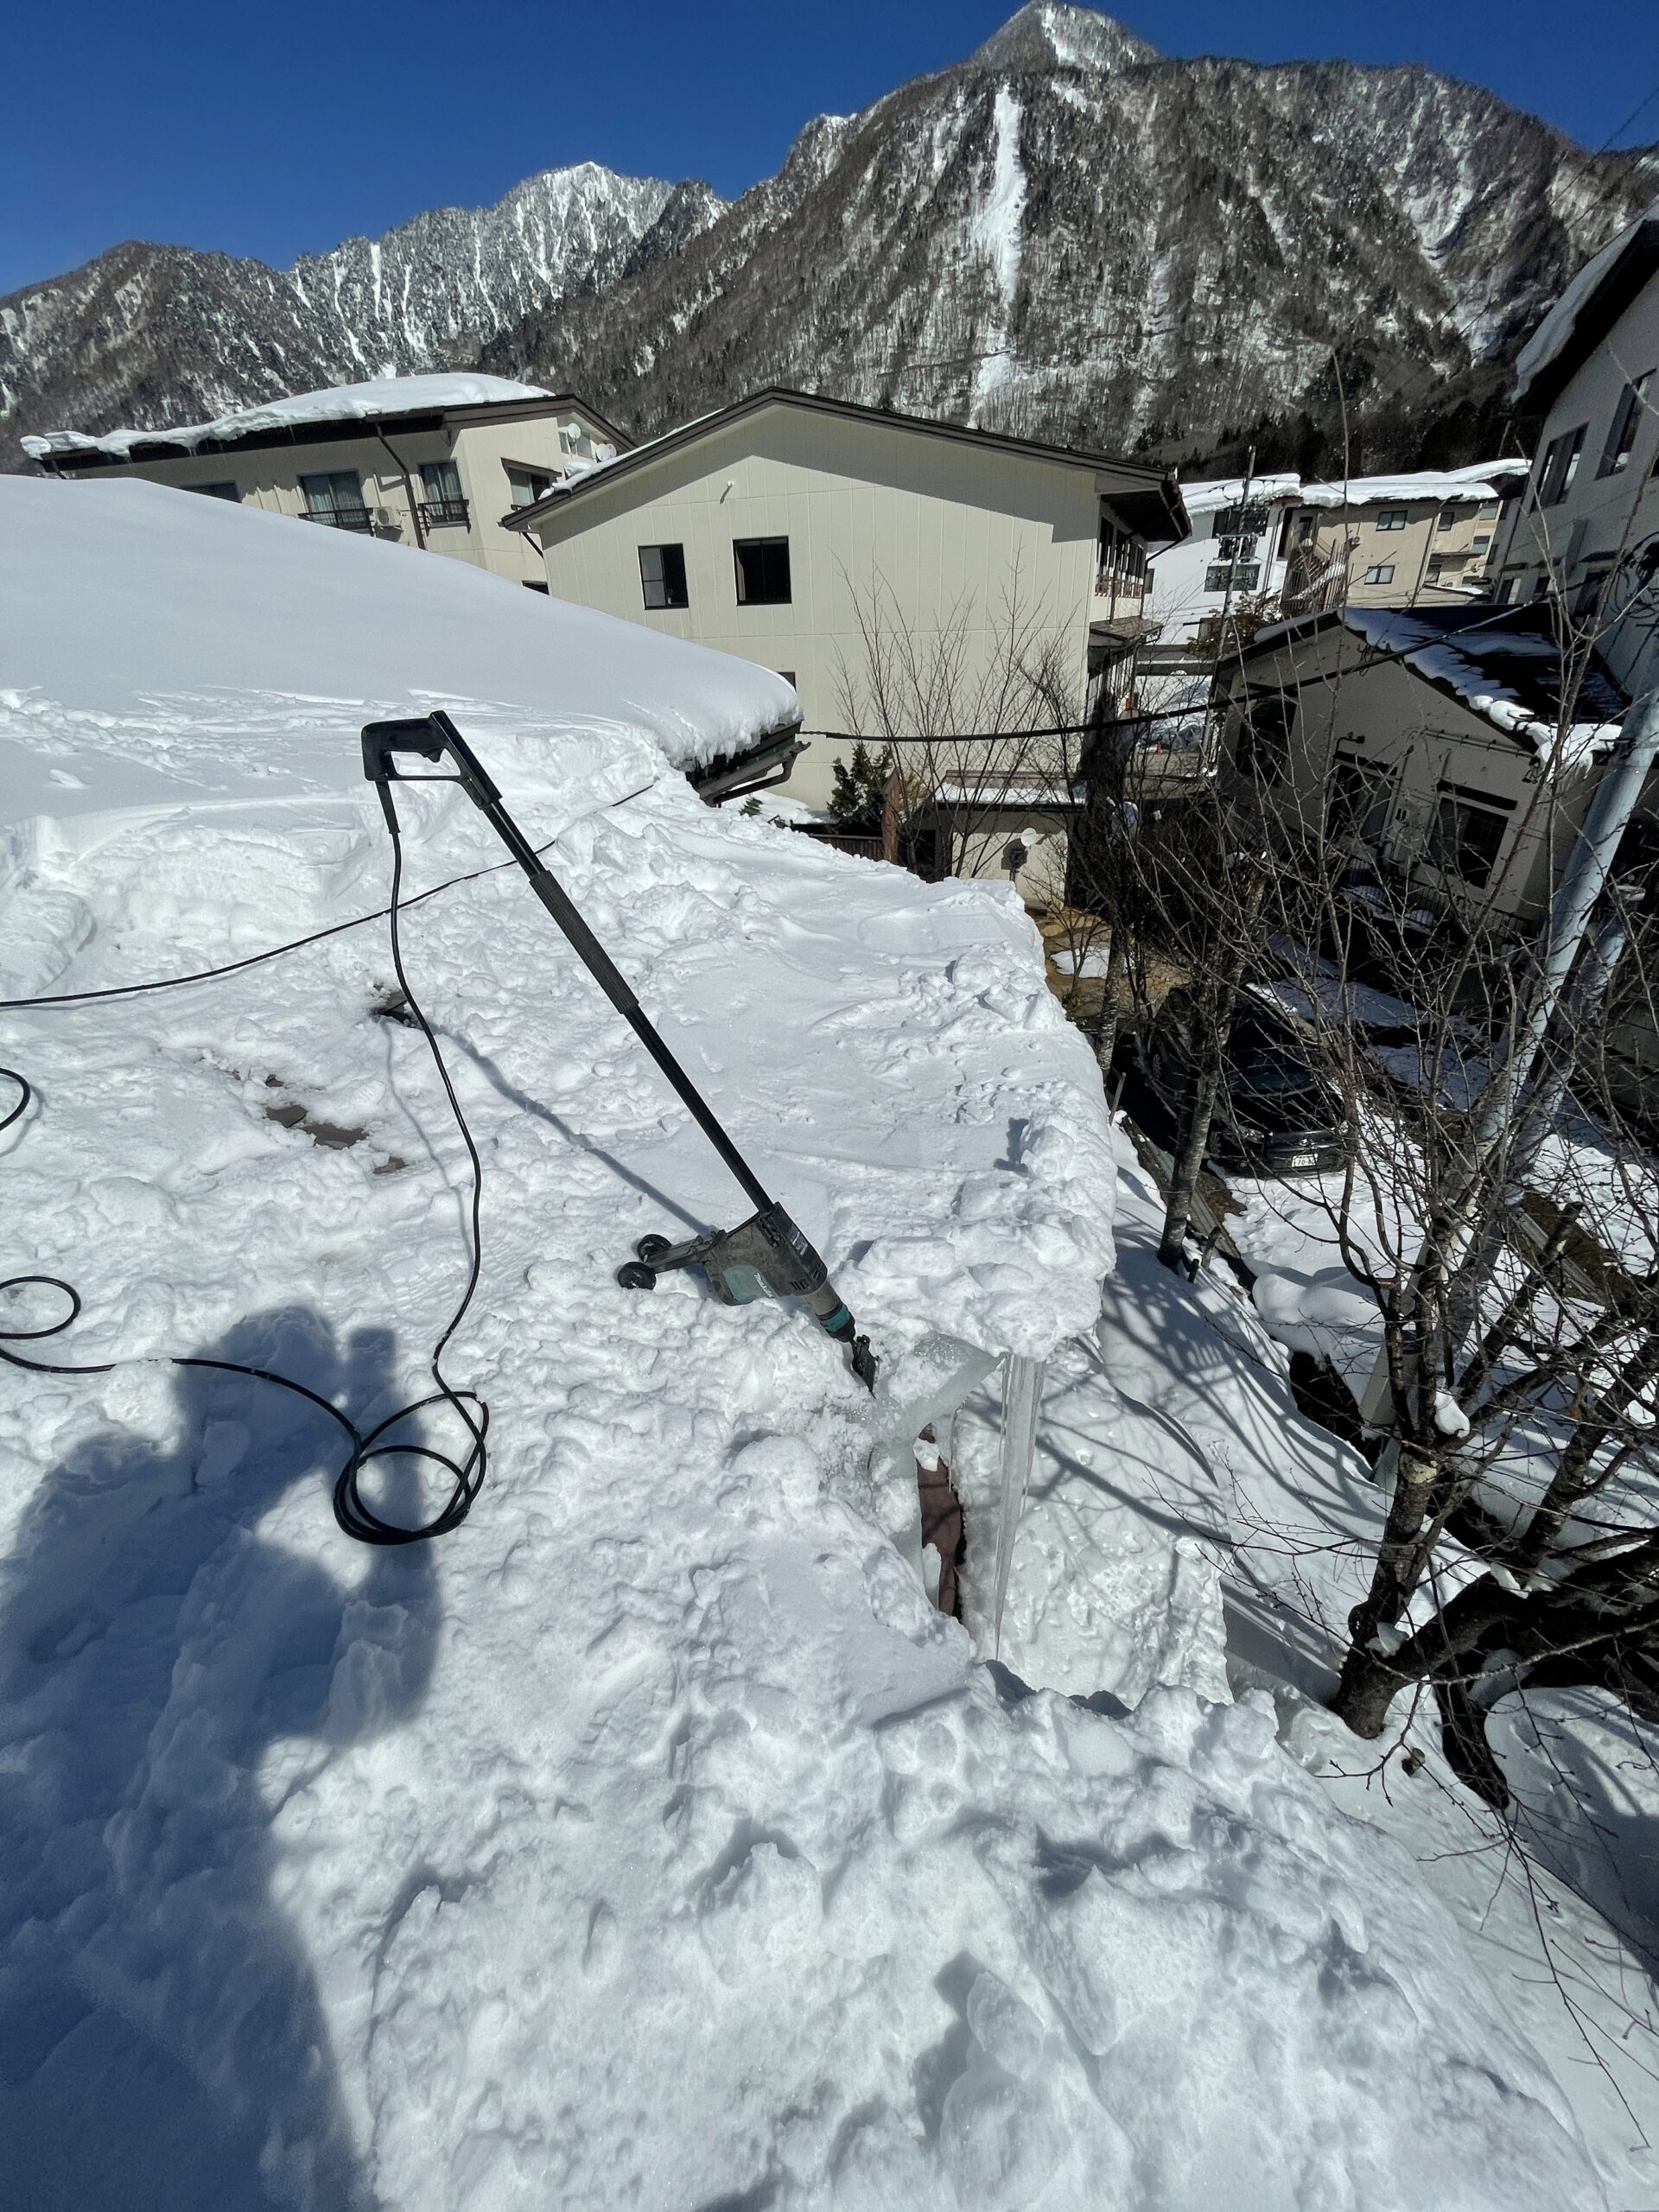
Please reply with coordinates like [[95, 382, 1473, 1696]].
[[360, 713, 501, 804]]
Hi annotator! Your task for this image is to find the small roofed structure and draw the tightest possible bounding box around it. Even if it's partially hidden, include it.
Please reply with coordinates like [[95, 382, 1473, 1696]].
[[1217, 600, 1630, 938]]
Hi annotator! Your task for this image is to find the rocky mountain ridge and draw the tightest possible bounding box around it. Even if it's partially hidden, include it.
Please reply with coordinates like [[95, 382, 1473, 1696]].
[[0, 164, 721, 467], [4, 5, 1654, 474]]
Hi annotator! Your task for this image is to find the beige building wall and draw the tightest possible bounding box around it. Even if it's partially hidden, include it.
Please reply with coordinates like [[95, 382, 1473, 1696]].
[[1286, 493, 1511, 607], [526, 405, 1105, 807], [37, 404, 613, 588]]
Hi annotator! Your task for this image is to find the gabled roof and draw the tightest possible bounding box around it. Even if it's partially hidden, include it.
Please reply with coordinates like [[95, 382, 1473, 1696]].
[[25, 375, 630, 471], [1236, 601, 1628, 762], [503, 385, 1190, 542], [1514, 199, 1659, 412]]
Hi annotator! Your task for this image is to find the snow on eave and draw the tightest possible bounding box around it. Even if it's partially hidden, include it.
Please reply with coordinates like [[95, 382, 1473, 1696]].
[[1514, 198, 1659, 404], [1175, 473, 1302, 516], [1242, 604, 1626, 765], [22, 373, 565, 462], [1294, 461, 1527, 509]]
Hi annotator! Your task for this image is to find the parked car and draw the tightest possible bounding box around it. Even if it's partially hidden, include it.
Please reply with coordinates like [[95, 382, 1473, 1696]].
[[1141, 987, 1349, 1177]]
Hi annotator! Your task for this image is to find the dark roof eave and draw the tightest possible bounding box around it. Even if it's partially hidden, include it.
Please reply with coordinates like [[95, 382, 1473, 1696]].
[[505, 385, 1185, 538]]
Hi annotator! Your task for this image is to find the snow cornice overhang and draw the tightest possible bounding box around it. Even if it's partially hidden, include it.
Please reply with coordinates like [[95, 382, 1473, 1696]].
[[29, 391, 630, 474]]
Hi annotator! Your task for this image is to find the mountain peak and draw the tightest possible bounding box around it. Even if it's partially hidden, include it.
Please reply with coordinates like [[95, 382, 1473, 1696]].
[[969, 4, 1160, 73]]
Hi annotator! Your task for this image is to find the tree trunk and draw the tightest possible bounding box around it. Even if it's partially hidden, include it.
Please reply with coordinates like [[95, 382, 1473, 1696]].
[[1158, 1040, 1226, 1271]]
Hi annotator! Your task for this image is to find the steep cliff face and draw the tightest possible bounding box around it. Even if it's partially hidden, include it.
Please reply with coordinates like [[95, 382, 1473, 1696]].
[[0, 164, 719, 465], [5, 6, 1654, 474], [483, 13, 1653, 469]]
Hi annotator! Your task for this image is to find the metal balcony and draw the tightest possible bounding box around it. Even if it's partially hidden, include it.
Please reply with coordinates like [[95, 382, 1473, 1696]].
[[417, 498, 471, 531], [302, 505, 378, 534]]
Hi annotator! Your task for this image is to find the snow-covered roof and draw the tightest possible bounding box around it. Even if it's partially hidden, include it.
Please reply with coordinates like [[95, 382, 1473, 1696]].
[[22, 373, 559, 461], [1295, 461, 1527, 510], [1176, 473, 1302, 516], [1250, 601, 1627, 763], [0, 475, 795, 799], [1516, 196, 1659, 404]]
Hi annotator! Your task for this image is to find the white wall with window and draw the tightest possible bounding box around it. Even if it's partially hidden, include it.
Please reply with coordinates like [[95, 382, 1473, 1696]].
[[1492, 207, 1659, 691]]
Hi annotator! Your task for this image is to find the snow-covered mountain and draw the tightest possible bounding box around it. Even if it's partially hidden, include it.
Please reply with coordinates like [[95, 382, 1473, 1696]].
[[486, 6, 1656, 471], [5, 5, 1655, 472], [0, 165, 722, 467]]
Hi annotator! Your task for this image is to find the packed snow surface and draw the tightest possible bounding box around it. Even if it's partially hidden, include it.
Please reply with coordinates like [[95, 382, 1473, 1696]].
[[0, 478, 1628, 2208], [22, 372, 552, 460], [1175, 472, 1301, 517]]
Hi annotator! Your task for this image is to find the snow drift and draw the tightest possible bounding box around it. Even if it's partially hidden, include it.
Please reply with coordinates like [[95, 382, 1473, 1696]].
[[0, 479, 1611, 2208]]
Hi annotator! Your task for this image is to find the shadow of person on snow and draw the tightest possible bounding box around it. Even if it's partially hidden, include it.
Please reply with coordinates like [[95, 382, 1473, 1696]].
[[0, 1307, 442, 2212]]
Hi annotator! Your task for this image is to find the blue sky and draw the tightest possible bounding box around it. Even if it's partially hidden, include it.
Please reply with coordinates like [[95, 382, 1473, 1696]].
[[3, 2, 1654, 296]]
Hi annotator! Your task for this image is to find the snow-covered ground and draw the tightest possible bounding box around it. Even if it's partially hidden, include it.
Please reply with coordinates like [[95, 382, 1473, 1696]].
[[3, 479, 1652, 2209]]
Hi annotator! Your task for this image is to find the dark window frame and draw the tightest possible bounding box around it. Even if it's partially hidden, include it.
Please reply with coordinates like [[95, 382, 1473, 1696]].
[[733, 536, 791, 607], [1429, 793, 1510, 888], [1599, 372, 1653, 478], [193, 480, 239, 501], [638, 541, 690, 610], [1539, 425, 1587, 505]]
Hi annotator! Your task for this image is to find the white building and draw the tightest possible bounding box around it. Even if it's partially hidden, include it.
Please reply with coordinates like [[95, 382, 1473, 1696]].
[[1491, 196, 1659, 700], [1144, 473, 1301, 649], [23, 375, 626, 592]]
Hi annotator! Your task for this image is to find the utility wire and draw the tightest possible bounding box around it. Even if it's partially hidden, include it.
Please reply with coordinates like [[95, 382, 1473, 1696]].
[[0, 781, 654, 1014]]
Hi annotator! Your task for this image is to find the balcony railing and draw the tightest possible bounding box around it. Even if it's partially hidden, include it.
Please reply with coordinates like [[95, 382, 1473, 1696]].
[[302, 505, 378, 534], [417, 497, 470, 531]]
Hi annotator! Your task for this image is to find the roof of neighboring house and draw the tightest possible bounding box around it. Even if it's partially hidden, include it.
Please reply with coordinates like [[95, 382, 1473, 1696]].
[[24, 374, 629, 470], [1515, 198, 1659, 412], [1236, 601, 1628, 763], [503, 385, 1190, 543], [1174, 473, 1302, 517], [1294, 461, 1528, 510]]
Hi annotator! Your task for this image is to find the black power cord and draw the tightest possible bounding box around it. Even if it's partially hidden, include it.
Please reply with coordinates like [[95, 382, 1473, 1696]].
[[0, 784, 492, 1545]]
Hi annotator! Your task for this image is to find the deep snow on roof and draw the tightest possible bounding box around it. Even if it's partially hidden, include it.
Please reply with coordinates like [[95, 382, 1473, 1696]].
[[22, 372, 554, 461], [0, 476, 796, 815], [1516, 197, 1659, 403], [1296, 461, 1527, 508], [1176, 473, 1302, 516]]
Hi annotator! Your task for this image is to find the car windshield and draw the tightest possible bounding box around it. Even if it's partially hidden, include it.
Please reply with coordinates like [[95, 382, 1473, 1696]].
[[1230, 1044, 1316, 1096]]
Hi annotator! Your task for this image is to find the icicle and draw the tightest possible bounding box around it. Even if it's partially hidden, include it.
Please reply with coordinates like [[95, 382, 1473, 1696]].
[[989, 1352, 1045, 1658]]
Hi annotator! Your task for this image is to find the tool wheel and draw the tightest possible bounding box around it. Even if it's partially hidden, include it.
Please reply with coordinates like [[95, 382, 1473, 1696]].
[[615, 1262, 657, 1292], [634, 1235, 673, 1266]]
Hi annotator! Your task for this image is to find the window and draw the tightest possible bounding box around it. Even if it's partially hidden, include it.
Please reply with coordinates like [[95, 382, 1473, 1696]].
[[193, 480, 238, 501], [1205, 563, 1261, 593], [505, 464, 556, 509], [638, 542, 689, 610], [734, 537, 791, 606], [1430, 793, 1510, 887], [1290, 511, 1319, 547], [418, 460, 467, 526], [1426, 554, 1462, 582], [1374, 508, 1408, 531], [1212, 499, 1270, 538], [1573, 565, 1612, 620], [1477, 500, 1501, 521], [1599, 373, 1652, 477], [1538, 426, 1586, 505], [1471, 535, 1491, 555], [1436, 507, 1457, 531], [1096, 519, 1147, 586], [300, 470, 372, 531], [1361, 563, 1396, 586]]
